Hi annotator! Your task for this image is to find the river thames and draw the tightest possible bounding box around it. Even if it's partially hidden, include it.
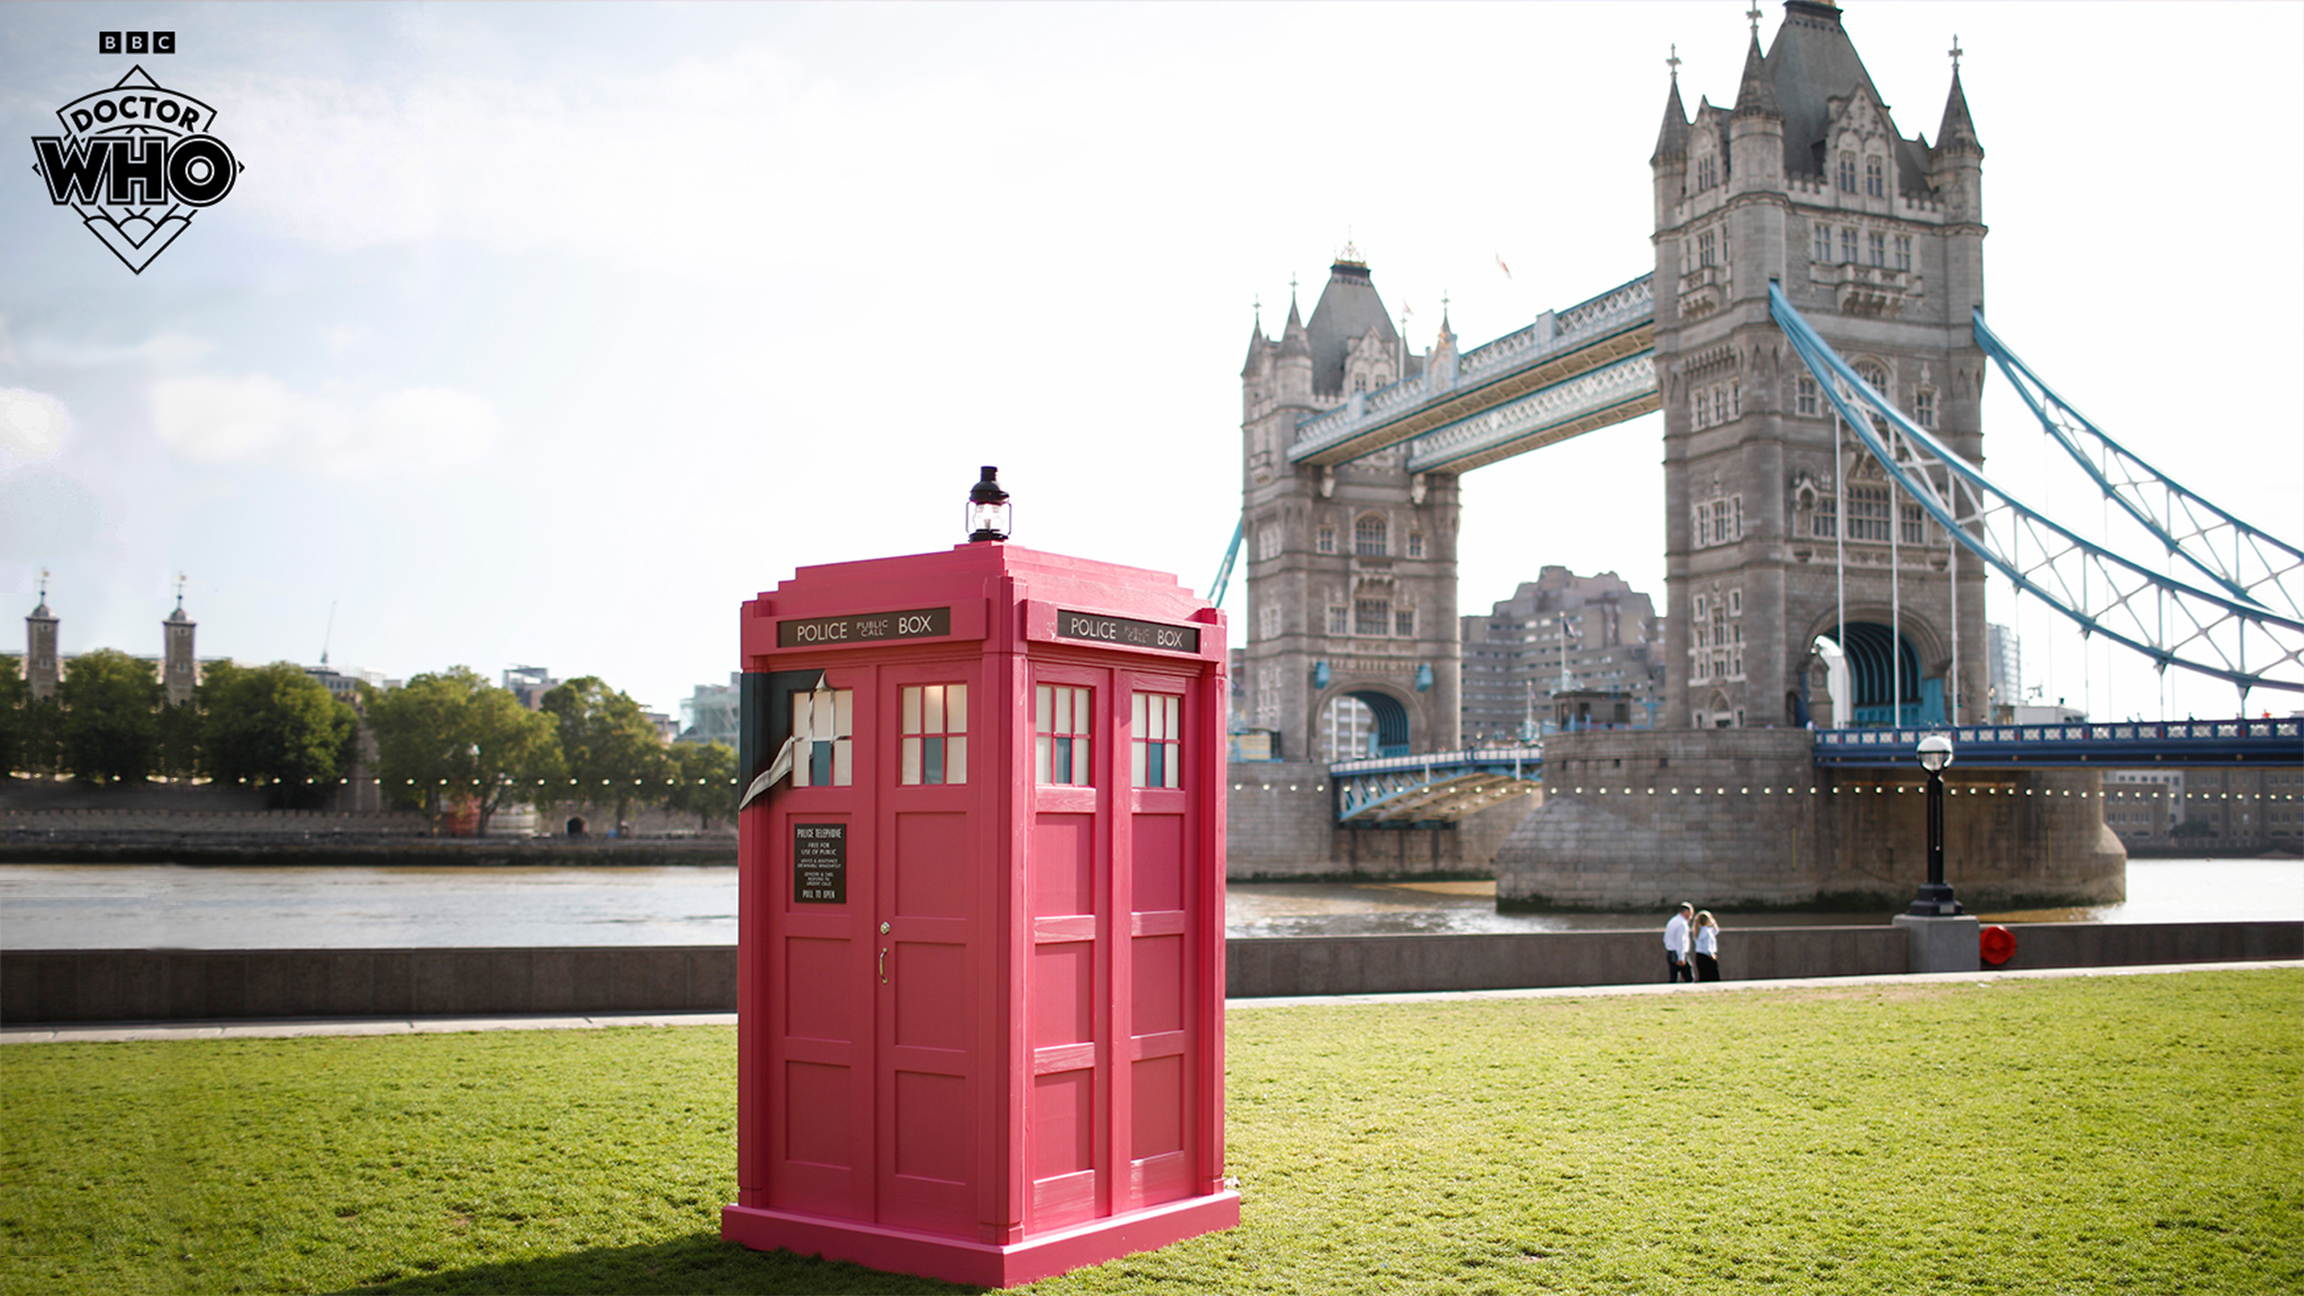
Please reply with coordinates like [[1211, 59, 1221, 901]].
[[1, 857, 2297, 949]]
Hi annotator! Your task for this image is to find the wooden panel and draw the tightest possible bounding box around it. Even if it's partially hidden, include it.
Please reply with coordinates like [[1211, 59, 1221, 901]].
[[1033, 1069, 1094, 1179], [1031, 942, 1092, 1048], [894, 812, 970, 918], [1131, 1055, 1183, 1157], [1131, 934, 1184, 1036], [784, 938, 851, 1042], [893, 942, 968, 1051], [1132, 813, 1185, 912], [1030, 814, 1094, 917]]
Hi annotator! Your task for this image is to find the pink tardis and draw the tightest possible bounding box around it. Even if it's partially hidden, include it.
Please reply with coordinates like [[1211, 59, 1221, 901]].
[[720, 541, 1240, 1287]]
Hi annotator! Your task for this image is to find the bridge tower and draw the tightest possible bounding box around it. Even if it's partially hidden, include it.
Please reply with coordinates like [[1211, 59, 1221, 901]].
[[1239, 252, 1462, 761], [1653, 0, 1988, 729]]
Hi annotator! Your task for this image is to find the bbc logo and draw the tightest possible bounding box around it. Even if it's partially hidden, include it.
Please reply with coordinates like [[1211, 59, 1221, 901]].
[[99, 32, 177, 55]]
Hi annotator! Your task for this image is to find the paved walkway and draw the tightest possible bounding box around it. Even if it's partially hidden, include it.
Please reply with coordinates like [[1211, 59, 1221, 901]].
[[6, 960, 2295, 1045]]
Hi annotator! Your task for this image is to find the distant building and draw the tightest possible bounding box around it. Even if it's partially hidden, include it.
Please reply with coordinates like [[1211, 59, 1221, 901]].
[[1459, 567, 1666, 743], [162, 586, 198, 706], [678, 673, 740, 747], [24, 579, 59, 700], [503, 665, 559, 709], [2103, 769, 2182, 844], [1986, 623, 2021, 717]]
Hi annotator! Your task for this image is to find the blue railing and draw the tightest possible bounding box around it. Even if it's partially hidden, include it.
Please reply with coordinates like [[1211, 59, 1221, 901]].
[[1813, 717, 2302, 767]]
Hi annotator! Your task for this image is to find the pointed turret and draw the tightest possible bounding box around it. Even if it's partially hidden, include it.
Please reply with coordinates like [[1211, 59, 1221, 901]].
[[1935, 66, 1982, 159], [1732, 31, 1779, 119], [1274, 297, 1313, 408], [1651, 73, 1691, 164]]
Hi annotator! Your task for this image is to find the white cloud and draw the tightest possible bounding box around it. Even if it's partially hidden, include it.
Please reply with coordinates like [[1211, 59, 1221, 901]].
[[151, 375, 499, 478], [0, 386, 74, 471]]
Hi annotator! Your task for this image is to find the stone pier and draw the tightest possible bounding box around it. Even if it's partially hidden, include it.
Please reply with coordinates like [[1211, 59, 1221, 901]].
[[1495, 730, 2124, 909]]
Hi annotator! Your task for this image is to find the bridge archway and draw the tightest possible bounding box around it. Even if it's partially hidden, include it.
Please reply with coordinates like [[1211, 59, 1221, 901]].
[[1816, 621, 1943, 727], [1318, 688, 1411, 760]]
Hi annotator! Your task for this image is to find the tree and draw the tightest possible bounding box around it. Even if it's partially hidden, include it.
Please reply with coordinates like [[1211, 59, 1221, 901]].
[[665, 740, 737, 831], [197, 661, 360, 807], [57, 648, 160, 784], [366, 667, 562, 833], [541, 676, 672, 833], [0, 654, 23, 777]]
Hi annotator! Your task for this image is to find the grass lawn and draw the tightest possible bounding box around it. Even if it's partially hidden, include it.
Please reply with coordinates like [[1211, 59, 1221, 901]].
[[3, 970, 2298, 1295]]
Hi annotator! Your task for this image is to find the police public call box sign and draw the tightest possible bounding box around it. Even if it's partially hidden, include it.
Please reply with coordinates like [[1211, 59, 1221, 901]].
[[793, 823, 846, 904], [777, 607, 950, 649], [1055, 609, 1200, 654]]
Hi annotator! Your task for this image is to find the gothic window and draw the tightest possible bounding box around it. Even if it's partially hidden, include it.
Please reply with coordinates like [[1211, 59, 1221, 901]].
[[1354, 598, 1389, 636], [1694, 593, 1709, 619], [1327, 605, 1349, 635], [1848, 484, 1892, 541], [1698, 230, 1716, 267], [1813, 491, 1838, 538], [1796, 375, 1819, 417], [1840, 226, 1858, 263], [1838, 151, 1857, 193], [1728, 589, 1742, 616], [1865, 156, 1884, 198], [900, 684, 968, 786], [1407, 531, 1425, 559], [1696, 153, 1718, 191], [1914, 389, 1936, 428], [1316, 524, 1336, 554], [1256, 522, 1280, 562], [1259, 604, 1281, 642], [1895, 235, 1913, 272], [1354, 514, 1387, 557], [1394, 606, 1416, 638], [1867, 231, 1887, 267], [1130, 691, 1181, 789], [1729, 381, 1742, 420], [1034, 683, 1093, 786], [1813, 222, 1831, 263], [1854, 360, 1889, 395], [1901, 500, 1925, 545], [1352, 375, 1367, 394]]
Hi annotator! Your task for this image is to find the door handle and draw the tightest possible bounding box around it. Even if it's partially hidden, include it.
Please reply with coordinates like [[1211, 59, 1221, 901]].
[[879, 947, 888, 984]]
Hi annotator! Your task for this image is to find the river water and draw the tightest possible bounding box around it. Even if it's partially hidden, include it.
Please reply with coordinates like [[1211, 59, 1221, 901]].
[[2, 858, 2298, 949]]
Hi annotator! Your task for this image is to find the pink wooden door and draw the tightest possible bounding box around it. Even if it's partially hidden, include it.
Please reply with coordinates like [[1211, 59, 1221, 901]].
[[1025, 661, 1109, 1230], [766, 668, 876, 1222], [1115, 667, 1198, 1210], [873, 662, 984, 1236]]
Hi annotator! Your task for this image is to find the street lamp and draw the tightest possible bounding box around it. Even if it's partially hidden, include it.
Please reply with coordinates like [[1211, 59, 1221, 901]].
[[967, 466, 1011, 543], [1908, 730, 1960, 915]]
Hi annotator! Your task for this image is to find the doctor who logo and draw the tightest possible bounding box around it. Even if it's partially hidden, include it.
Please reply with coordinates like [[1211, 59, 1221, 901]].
[[29, 65, 243, 275]]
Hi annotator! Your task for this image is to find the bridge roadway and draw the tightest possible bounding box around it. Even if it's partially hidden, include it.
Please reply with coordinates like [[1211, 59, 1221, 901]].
[[1286, 273, 1657, 473], [1327, 717, 2302, 823]]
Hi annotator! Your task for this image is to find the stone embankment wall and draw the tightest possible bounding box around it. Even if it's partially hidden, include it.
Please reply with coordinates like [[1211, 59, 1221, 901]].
[[1495, 730, 2125, 909], [1224, 760, 1535, 880], [7, 923, 2295, 1022]]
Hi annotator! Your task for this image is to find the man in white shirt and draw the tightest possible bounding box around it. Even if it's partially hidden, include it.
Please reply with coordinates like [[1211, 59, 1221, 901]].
[[1663, 902, 1695, 983]]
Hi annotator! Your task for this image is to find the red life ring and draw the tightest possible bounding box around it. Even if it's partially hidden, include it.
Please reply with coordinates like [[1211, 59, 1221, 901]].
[[1980, 924, 2017, 966]]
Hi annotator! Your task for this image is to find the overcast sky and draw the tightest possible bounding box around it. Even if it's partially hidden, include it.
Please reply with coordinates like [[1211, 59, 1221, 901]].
[[2, 1, 2298, 725]]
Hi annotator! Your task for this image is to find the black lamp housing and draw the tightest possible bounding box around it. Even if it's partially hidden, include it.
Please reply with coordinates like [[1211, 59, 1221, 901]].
[[967, 466, 1012, 543]]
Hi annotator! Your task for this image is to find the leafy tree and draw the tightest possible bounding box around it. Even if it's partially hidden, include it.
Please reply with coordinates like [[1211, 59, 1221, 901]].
[[197, 661, 360, 808], [367, 667, 562, 833], [0, 654, 22, 777], [57, 648, 160, 784], [665, 740, 737, 831], [541, 676, 671, 833]]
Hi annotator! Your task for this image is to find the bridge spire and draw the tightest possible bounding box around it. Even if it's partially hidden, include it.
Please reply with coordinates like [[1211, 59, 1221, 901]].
[[1652, 50, 1691, 163]]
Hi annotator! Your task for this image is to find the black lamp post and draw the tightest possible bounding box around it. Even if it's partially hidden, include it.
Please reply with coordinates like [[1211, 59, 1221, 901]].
[[967, 466, 1011, 543], [1908, 730, 1961, 915]]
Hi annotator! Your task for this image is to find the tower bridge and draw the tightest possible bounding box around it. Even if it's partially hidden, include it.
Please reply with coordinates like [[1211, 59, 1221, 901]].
[[1223, 1, 2302, 896]]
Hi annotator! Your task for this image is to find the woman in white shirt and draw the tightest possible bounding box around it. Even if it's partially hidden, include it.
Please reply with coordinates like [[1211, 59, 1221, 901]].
[[1692, 910, 1721, 982]]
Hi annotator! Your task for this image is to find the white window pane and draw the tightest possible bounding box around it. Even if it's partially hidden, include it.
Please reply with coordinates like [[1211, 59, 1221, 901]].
[[947, 684, 966, 735], [832, 739, 852, 786], [1132, 739, 1147, 787], [1053, 684, 1070, 734], [1132, 691, 1147, 736], [1036, 735, 1051, 784], [1166, 695, 1180, 744], [1036, 685, 1052, 735], [1072, 736, 1091, 783], [948, 736, 966, 784], [925, 684, 944, 735], [902, 686, 922, 736], [834, 689, 852, 739], [902, 736, 922, 785]]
